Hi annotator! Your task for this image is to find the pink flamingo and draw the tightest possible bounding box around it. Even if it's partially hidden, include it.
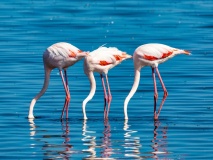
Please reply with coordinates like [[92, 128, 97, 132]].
[[28, 42, 88, 119], [124, 43, 190, 120], [83, 46, 132, 119]]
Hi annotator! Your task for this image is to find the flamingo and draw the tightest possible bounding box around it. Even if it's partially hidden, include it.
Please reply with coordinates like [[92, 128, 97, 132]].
[[82, 46, 132, 119], [124, 43, 190, 120], [28, 42, 88, 119]]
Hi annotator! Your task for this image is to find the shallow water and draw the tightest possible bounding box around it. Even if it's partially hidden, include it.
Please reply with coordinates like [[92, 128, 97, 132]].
[[0, 0, 213, 159]]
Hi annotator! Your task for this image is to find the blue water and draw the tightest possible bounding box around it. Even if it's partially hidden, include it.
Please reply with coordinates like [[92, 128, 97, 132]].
[[0, 0, 213, 159]]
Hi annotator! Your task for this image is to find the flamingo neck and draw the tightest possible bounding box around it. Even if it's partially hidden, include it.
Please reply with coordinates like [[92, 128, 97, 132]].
[[28, 65, 51, 119], [82, 71, 96, 119], [124, 69, 141, 119]]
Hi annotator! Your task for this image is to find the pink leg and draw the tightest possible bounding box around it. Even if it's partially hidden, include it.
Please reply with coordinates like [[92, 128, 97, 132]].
[[105, 74, 112, 118], [64, 70, 70, 95], [100, 74, 108, 118], [59, 70, 70, 119], [100, 74, 107, 106], [61, 99, 69, 119], [156, 95, 167, 119], [152, 68, 158, 100], [153, 67, 168, 120], [60, 70, 69, 119], [155, 67, 168, 98], [152, 68, 158, 120], [64, 69, 70, 119]]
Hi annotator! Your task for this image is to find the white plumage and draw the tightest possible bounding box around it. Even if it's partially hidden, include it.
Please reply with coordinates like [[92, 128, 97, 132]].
[[43, 42, 86, 69], [28, 42, 88, 119], [83, 46, 132, 119], [124, 43, 190, 120]]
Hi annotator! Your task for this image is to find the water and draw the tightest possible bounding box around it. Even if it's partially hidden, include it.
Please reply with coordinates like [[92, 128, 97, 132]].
[[0, 0, 213, 159]]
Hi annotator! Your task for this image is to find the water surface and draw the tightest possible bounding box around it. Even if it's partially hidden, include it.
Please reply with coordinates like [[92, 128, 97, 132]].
[[0, 0, 213, 159]]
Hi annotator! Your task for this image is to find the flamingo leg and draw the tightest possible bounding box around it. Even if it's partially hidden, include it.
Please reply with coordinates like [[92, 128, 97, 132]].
[[156, 95, 167, 118], [153, 67, 168, 120], [100, 74, 108, 118], [60, 70, 70, 119], [64, 69, 70, 119], [152, 68, 158, 100], [59, 70, 70, 119], [64, 69, 70, 95], [152, 68, 158, 120], [61, 98, 68, 119], [155, 67, 168, 98], [105, 74, 112, 118]]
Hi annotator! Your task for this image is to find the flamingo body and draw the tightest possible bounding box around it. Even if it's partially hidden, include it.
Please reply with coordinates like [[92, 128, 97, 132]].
[[83, 46, 132, 119], [43, 42, 84, 69], [124, 43, 190, 120], [28, 42, 88, 119]]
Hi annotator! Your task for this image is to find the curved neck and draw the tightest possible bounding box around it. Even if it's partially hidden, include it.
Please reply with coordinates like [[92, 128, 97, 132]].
[[82, 71, 96, 119], [124, 69, 141, 119], [28, 65, 51, 118]]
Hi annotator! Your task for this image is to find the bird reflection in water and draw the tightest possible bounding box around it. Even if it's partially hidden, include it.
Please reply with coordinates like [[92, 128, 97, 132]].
[[60, 119, 73, 159], [82, 120, 97, 159], [82, 119, 114, 159], [28, 119, 74, 159], [29, 119, 36, 137], [123, 112, 168, 159], [151, 120, 168, 159], [101, 119, 113, 158], [123, 120, 142, 159]]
